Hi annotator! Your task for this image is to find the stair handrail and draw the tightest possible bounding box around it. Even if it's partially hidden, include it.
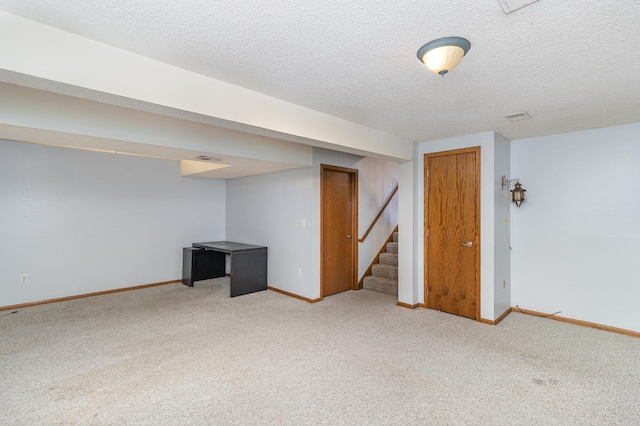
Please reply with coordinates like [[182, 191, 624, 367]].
[[358, 184, 398, 243]]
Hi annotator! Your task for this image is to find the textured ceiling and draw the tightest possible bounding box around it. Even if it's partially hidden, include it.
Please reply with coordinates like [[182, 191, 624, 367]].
[[1, 0, 639, 144]]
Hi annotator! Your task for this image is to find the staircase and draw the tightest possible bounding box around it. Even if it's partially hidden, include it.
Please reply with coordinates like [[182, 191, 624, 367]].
[[363, 231, 398, 296]]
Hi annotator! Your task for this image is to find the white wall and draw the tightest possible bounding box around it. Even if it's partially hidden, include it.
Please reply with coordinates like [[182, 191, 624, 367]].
[[511, 123, 640, 332], [227, 148, 399, 301], [493, 133, 511, 317], [225, 167, 315, 299], [415, 132, 508, 321], [227, 148, 362, 301], [353, 157, 398, 280], [398, 157, 415, 305], [0, 140, 226, 307]]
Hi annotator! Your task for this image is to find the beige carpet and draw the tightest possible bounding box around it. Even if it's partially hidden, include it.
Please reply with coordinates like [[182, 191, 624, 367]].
[[1, 278, 639, 425]]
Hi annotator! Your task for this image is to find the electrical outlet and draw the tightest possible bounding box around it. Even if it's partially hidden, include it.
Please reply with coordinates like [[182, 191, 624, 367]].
[[296, 268, 302, 277], [20, 274, 29, 283]]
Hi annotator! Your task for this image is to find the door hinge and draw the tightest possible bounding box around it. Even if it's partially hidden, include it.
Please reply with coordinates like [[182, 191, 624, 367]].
[[426, 228, 429, 237], [426, 169, 429, 178]]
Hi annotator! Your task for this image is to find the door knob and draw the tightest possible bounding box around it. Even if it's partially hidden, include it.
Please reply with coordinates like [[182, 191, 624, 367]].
[[346, 235, 352, 239], [460, 241, 473, 247]]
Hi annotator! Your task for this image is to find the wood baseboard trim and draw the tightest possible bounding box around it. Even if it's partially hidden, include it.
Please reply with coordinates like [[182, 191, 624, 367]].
[[494, 307, 512, 325], [0, 279, 181, 312], [268, 286, 322, 303], [478, 308, 513, 325], [396, 301, 420, 309], [514, 306, 640, 338]]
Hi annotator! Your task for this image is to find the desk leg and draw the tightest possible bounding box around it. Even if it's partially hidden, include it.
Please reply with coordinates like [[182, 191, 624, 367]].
[[182, 247, 196, 287], [183, 248, 226, 287], [229, 249, 268, 297]]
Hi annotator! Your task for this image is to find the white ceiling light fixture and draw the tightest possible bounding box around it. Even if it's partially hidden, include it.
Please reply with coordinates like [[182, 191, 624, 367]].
[[417, 37, 471, 76]]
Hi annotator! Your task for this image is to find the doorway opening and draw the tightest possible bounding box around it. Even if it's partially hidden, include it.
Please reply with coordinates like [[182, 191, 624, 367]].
[[320, 164, 358, 298], [424, 147, 480, 320]]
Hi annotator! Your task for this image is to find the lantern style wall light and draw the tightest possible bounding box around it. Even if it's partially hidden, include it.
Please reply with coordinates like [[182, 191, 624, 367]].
[[511, 182, 526, 206], [417, 37, 471, 76], [502, 176, 527, 207]]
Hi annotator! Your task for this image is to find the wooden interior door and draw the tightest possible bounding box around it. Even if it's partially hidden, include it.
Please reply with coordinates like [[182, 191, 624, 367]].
[[321, 165, 358, 297], [424, 147, 480, 319]]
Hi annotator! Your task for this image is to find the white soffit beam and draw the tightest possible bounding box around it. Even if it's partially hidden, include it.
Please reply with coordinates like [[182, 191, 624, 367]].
[[180, 160, 230, 177], [0, 82, 313, 167], [0, 11, 412, 161], [0, 123, 308, 179]]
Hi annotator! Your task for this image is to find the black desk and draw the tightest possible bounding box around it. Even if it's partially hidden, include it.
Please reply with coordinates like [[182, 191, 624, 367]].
[[182, 241, 267, 297]]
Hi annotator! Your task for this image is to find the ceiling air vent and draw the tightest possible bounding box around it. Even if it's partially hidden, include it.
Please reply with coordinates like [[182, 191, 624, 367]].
[[504, 111, 532, 122], [195, 155, 222, 162], [497, 0, 540, 14]]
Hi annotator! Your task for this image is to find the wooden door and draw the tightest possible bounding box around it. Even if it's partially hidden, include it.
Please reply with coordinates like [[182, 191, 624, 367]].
[[321, 165, 358, 297], [424, 147, 480, 320]]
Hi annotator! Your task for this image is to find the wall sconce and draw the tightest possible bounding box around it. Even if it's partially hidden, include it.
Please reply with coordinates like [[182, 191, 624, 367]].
[[502, 176, 527, 207]]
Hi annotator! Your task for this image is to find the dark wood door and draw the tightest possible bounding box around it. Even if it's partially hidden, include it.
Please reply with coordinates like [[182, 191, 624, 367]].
[[321, 165, 357, 297], [425, 148, 480, 319]]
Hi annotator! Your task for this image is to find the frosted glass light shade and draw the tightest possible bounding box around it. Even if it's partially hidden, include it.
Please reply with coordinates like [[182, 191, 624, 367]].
[[422, 45, 465, 74], [417, 37, 471, 76]]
